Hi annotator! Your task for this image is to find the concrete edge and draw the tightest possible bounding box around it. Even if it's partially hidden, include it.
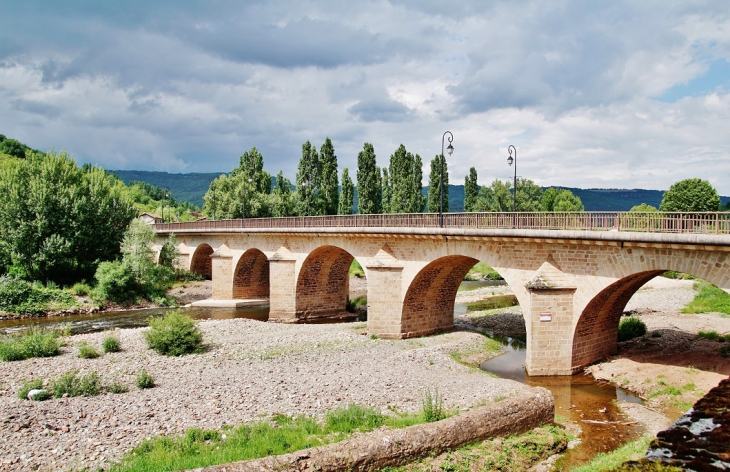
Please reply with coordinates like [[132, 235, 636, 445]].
[[189, 387, 555, 472], [190, 299, 269, 308]]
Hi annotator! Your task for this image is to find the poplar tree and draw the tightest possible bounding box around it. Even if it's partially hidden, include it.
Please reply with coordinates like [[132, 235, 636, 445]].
[[356, 143, 382, 214], [272, 170, 296, 217], [381, 167, 392, 213], [295, 141, 320, 216], [464, 167, 479, 212], [427, 155, 449, 213], [319, 137, 339, 215], [409, 153, 426, 213], [388, 145, 410, 213], [338, 168, 354, 215]]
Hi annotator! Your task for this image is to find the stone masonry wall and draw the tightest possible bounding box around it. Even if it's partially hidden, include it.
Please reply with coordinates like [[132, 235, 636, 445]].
[[233, 249, 270, 299], [190, 244, 214, 280], [295, 246, 353, 319]]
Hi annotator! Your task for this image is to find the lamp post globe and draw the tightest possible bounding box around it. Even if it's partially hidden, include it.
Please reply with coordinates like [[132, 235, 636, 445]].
[[440, 131, 454, 228], [507, 145, 517, 213]]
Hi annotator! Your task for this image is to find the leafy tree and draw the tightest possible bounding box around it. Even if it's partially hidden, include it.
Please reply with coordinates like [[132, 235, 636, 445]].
[[202, 147, 273, 219], [630, 203, 659, 212], [295, 141, 321, 216], [464, 167, 479, 212], [356, 143, 382, 214], [0, 151, 137, 283], [319, 138, 339, 215], [541, 187, 584, 212], [388, 145, 425, 213], [338, 168, 354, 215], [427, 155, 449, 213], [271, 170, 296, 217], [475, 178, 543, 212], [409, 153, 426, 213], [0, 139, 26, 159], [659, 178, 720, 212]]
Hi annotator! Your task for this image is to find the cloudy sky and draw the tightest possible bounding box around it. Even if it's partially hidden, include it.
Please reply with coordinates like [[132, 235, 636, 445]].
[[1, 1, 729, 193]]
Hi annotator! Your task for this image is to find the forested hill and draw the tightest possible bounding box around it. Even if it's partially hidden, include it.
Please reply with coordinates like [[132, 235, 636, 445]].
[[111, 170, 220, 207], [111, 170, 730, 212]]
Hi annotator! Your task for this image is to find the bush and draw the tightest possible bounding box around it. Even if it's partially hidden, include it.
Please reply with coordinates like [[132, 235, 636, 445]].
[[144, 311, 204, 356], [17, 378, 44, 400], [0, 275, 76, 315], [421, 388, 446, 422], [52, 370, 102, 397], [92, 260, 138, 303], [0, 327, 63, 362], [69, 282, 92, 296], [106, 380, 129, 394], [102, 335, 121, 353], [617, 316, 647, 342], [136, 370, 155, 389], [77, 341, 101, 359]]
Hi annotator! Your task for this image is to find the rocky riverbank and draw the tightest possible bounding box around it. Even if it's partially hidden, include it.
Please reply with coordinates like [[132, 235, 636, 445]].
[[0, 318, 526, 471]]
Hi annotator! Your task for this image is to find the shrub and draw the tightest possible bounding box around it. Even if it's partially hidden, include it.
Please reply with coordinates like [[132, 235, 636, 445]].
[[0, 275, 75, 315], [421, 388, 446, 422], [144, 311, 204, 356], [52, 370, 102, 397], [106, 381, 129, 394], [102, 335, 121, 353], [17, 378, 44, 400], [69, 282, 92, 296], [92, 260, 138, 303], [0, 327, 63, 362], [617, 316, 647, 342], [136, 370, 155, 389], [698, 330, 720, 341], [77, 341, 101, 359]]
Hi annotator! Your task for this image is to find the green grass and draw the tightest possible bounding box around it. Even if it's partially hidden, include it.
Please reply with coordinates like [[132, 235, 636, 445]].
[[68, 282, 92, 296], [77, 341, 101, 359], [349, 259, 365, 278], [683, 281, 730, 315], [0, 326, 64, 361], [105, 380, 130, 394], [0, 275, 77, 315], [109, 403, 429, 472], [51, 370, 102, 398], [464, 262, 503, 281], [102, 335, 122, 353], [144, 311, 204, 356], [698, 330, 720, 341], [571, 436, 653, 472], [17, 378, 45, 400]]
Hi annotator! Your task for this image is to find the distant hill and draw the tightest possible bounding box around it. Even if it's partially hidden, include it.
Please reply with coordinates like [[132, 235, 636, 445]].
[[111, 170, 221, 207], [110, 170, 730, 212]]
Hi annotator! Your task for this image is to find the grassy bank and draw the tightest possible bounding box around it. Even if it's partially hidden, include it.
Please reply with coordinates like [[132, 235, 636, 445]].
[[465, 262, 503, 281], [682, 281, 730, 316], [0, 276, 78, 316], [0, 326, 67, 361], [110, 403, 437, 472]]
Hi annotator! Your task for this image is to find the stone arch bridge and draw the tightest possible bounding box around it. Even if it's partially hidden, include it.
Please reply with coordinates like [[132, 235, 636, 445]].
[[153, 212, 730, 376]]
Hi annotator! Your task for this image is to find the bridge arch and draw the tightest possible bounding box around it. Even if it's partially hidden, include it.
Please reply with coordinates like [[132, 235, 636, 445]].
[[233, 248, 269, 299], [190, 243, 214, 280], [296, 245, 360, 319], [402, 255, 480, 337]]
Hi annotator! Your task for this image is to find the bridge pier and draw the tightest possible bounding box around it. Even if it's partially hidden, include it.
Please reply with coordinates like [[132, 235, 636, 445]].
[[268, 257, 298, 322], [365, 265, 405, 339], [210, 248, 234, 299]]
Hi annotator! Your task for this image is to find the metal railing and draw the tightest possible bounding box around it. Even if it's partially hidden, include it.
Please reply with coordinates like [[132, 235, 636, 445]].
[[154, 212, 730, 235]]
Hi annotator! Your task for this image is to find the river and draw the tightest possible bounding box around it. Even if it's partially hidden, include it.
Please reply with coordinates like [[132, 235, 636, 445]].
[[1, 281, 646, 469]]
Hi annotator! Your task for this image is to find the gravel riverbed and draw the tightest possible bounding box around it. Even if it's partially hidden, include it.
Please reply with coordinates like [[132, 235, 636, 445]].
[[0, 319, 527, 471]]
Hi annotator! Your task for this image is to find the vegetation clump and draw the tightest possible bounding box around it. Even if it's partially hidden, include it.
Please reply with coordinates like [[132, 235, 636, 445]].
[[618, 316, 647, 342], [136, 370, 155, 389], [17, 378, 45, 400], [102, 335, 122, 353], [144, 311, 204, 356], [0, 276, 76, 315], [0, 326, 64, 361], [421, 388, 446, 422], [51, 370, 102, 397], [77, 341, 101, 359], [683, 281, 730, 315]]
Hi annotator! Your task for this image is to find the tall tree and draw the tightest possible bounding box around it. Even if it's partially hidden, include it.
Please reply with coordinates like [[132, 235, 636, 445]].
[[381, 167, 392, 213], [476, 178, 543, 212], [338, 168, 354, 215], [409, 154, 426, 213], [388, 145, 410, 213], [295, 141, 321, 216], [0, 151, 137, 283], [427, 155, 449, 213], [203, 147, 273, 219], [464, 167, 479, 212], [319, 137, 339, 215], [356, 143, 382, 214], [660, 178, 720, 212]]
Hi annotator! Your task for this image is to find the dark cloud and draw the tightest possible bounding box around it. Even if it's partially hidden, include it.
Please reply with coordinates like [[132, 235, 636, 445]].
[[11, 99, 62, 118], [348, 96, 413, 122]]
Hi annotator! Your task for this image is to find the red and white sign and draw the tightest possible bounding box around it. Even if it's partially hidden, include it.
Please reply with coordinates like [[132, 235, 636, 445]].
[[539, 312, 552, 322]]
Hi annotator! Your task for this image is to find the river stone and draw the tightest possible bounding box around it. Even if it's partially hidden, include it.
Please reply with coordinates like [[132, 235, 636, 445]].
[[27, 389, 51, 401]]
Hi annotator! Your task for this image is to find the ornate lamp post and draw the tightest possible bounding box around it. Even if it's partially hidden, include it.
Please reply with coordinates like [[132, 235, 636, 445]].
[[162, 188, 169, 223], [440, 131, 454, 228], [507, 145, 517, 213]]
